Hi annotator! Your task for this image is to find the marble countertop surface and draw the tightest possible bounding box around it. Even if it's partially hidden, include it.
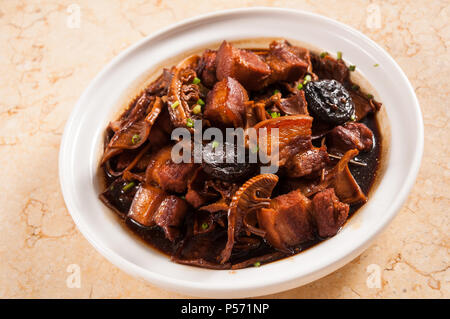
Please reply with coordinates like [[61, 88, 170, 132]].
[[0, 0, 448, 298]]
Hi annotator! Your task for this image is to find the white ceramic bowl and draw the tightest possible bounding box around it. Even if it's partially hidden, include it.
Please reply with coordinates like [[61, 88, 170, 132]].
[[59, 7, 423, 298]]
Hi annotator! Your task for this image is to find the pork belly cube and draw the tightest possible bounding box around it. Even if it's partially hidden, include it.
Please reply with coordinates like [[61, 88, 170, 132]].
[[311, 188, 349, 237], [153, 195, 188, 241], [265, 40, 309, 83], [204, 76, 249, 128], [286, 147, 329, 178], [197, 49, 217, 88], [327, 122, 374, 154], [145, 145, 197, 193], [128, 184, 166, 227], [215, 41, 271, 91], [257, 189, 314, 252]]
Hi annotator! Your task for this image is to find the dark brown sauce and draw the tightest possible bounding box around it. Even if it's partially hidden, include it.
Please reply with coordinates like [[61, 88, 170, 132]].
[[100, 41, 383, 269], [104, 113, 382, 268]]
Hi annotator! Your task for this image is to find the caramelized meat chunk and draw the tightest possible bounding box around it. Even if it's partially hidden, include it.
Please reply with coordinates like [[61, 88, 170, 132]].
[[311, 54, 349, 84], [145, 145, 196, 193], [253, 114, 313, 166], [327, 122, 374, 153], [153, 195, 188, 241], [128, 184, 166, 227], [349, 89, 382, 121], [265, 40, 309, 83], [204, 77, 249, 128], [197, 49, 217, 88], [257, 189, 314, 252], [277, 90, 309, 115], [311, 188, 349, 237], [286, 147, 329, 178], [215, 41, 271, 91]]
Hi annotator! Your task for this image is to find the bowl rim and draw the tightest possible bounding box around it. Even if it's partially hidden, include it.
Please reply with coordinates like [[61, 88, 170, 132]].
[[59, 7, 424, 297]]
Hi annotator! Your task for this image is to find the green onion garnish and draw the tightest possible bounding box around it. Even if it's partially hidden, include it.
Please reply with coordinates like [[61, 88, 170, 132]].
[[320, 52, 328, 58], [270, 112, 281, 119], [367, 94, 374, 99], [197, 98, 205, 106], [351, 84, 360, 91], [297, 83, 303, 90], [273, 89, 280, 95], [212, 140, 219, 149], [351, 114, 356, 121], [171, 100, 180, 109], [186, 118, 194, 128], [131, 134, 140, 144], [303, 74, 312, 85], [349, 65, 356, 71], [337, 51, 342, 59], [192, 104, 202, 114], [122, 182, 135, 192], [253, 261, 261, 267], [201, 223, 209, 230], [192, 77, 201, 85]]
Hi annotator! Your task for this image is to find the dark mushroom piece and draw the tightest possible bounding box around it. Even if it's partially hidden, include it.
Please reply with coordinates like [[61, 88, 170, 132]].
[[219, 174, 279, 264], [167, 55, 201, 128]]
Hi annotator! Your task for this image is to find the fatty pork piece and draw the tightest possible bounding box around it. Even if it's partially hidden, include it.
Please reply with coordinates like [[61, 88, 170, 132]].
[[253, 114, 314, 167], [257, 189, 314, 252], [197, 49, 217, 88], [145, 145, 196, 193], [312, 188, 349, 237], [204, 77, 249, 128], [286, 146, 329, 178], [265, 40, 309, 83], [327, 122, 374, 154], [349, 89, 382, 121], [277, 90, 309, 116], [310, 53, 350, 84], [215, 41, 271, 91], [127, 184, 188, 241]]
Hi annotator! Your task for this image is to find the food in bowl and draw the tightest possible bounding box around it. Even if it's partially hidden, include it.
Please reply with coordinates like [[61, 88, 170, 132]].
[[98, 39, 382, 270]]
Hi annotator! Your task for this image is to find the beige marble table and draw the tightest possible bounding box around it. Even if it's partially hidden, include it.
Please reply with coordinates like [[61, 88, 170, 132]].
[[0, 0, 448, 298]]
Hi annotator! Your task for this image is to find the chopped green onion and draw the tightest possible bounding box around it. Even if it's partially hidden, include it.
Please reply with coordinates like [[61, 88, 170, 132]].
[[374, 63, 379, 67], [320, 51, 328, 58], [337, 51, 342, 59], [270, 112, 281, 119], [212, 140, 219, 149], [131, 134, 141, 144], [303, 74, 312, 85], [273, 89, 280, 95], [351, 84, 360, 91], [197, 98, 205, 106], [348, 65, 356, 71], [350, 114, 356, 121], [192, 104, 202, 114], [250, 145, 259, 153], [122, 182, 135, 192], [201, 223, 209, 230], [367, 94, 374, 99], [253, 261, 261, 267], [192, 77, 201, 85], [297, 83, 303, 90], [171, 100, 180, 109], [186, 118, 194, 128]]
